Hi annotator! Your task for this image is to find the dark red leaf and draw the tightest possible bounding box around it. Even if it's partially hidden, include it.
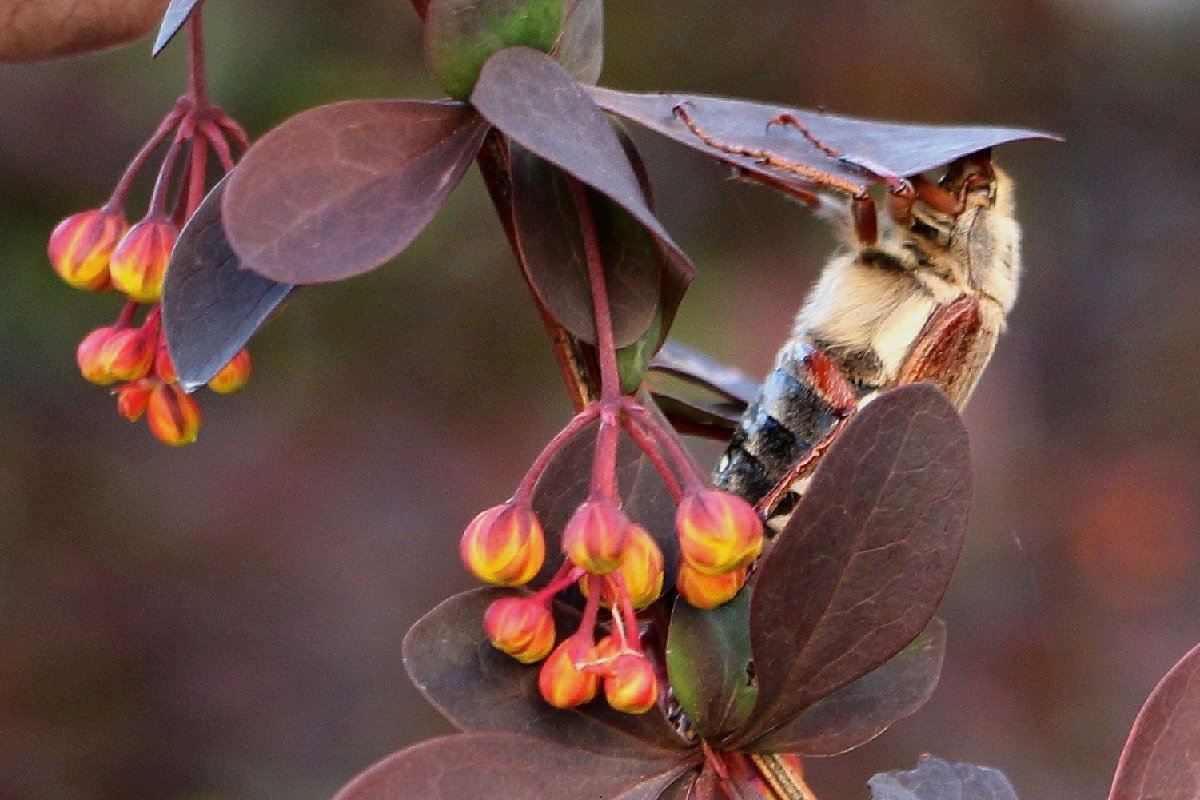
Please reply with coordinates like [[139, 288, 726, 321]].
[[334, 732, 695, 800], [151, 0, 199, 56], [1109, 641, 1200, 800], [647, 341, 757, 437], [471, 48, 694, 342], [223, 100, 487, 284], [744, 619, 945, 755], [402, 588, 688, 755], [735, 383, 970, 745], [553, 0, 603, 85], [509, 143, 661, 348], [588, 87, 1059, 196], [666, 589, 757, 740], [869, 756, 1019, 800], [162, 174, 294, 392]]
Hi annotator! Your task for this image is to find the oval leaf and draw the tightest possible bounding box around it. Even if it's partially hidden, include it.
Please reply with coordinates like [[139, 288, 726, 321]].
[[869, 756, 1019, 800], [162, 174, 295, 391], [552, 0, 603, 84], [509, 143, 661, 348], [334, 732, 694, 800], [745, 619, 945, 756], [588, 86, 1060, 195], [471, 48, 694, 341], [1109, 641, 1200, 800], [402, 588, 688, 755], [0, 0, 166, 62], [151, 0, 199, 56], [736, 383, 971, 745], [666, 588, 757, 740], [223, 99, 488, 284]]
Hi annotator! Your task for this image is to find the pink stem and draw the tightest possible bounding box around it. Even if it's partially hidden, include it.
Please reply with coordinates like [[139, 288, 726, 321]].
[[619, 413, 684, 501], [104, 106, 186, 212], [513, 404, 602, 500]]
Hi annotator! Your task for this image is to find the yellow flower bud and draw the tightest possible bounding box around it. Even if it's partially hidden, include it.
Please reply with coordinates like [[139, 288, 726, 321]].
[[562, 500, 630, 575], [48, 208, 127, 291], [459, 504, 545, 587], [676, 562, 748, 610], [580, 523, 664, 610], [676, 490, 764, 575], [109, 216, 176, 303], [146, 382, 201, 446], [538, 636, 599, 709], [603, 652, 658, 715], [484, 597, 556, 664], [208, 349, 251, 394]]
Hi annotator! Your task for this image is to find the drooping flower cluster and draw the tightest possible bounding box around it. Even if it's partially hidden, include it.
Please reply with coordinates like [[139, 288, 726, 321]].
[[46, 14, 251, 445], [460, 396, 763, 716]]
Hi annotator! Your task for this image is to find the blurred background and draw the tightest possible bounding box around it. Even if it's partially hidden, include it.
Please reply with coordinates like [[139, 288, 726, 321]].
[[2, 1, 1198, 798]]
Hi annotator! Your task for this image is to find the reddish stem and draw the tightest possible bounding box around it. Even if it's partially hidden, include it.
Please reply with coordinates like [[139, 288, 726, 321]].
[[619, 413, 685, 501], [147, 133, 186, 218], [182, 136, 209, 224], [621, 399, 707, 494], [113, 300, 140, 329], [513, 404, 602, 500], [202, 119, 237, 172], [565, 177, 620, 402], [532, 562, 585, 605], [185, 9, 209, 109], [103, 106, 186, 212]]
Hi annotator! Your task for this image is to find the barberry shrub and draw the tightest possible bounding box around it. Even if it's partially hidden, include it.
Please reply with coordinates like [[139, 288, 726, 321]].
[[11, 1, 1200, 799]]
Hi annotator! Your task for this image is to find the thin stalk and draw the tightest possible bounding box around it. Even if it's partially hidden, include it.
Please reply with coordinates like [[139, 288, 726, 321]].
[[619, 414, 684, 501], [103, 106, 185, 212], [622, 399, 707, 494], [185, 9, 209, 109], [147, 134, 185, 218], [513, 404, 601, 499]]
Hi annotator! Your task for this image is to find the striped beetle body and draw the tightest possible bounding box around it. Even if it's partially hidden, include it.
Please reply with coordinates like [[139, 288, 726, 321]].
[[714, 156, 1020, 530]]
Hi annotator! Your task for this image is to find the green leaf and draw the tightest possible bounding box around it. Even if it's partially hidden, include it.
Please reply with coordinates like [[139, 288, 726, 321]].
[[424, 0, 565, 100], [666, 588, 758, 740]]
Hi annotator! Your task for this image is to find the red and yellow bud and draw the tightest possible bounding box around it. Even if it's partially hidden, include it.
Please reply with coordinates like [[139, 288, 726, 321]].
[[676, 563, 748, 610], [154, 343, 177, 383], [484, 596, 556, 664], [146, 382, 201, 446], [562, 500, 630, 575], [603, 652, 659, 715], [116, 380, 154, 421], [460, 504, 545, 587], [48, 208, 127, 291], [109, 216, 176, 302], [538, 636, 599, 709], [76, 326, 155, 385], [676, 490, 764, 575], [208, 349, 251, 394], [580, 523, 664, 610]]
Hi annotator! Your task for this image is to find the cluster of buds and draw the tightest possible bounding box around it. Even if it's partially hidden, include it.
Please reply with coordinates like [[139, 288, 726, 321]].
[[460, 396, 763, 715], [46, 12, 252, 445]]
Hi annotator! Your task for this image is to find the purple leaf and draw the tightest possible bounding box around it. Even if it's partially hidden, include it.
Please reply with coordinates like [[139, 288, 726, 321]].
[[553, 0, 604, 84], [869, 756, 1019, 800], [736, 383, 970, 745], [666, 589, 757, 740], [333, 732, 695, 800], [402, 589, 688, 755], [1109, 641, 1200, 800], [588, 87, 1059, 195], [152, 0, 200, 57], [162, 174, 294, 392], [649, 341, 760, 411], [471, 48, 694, 341], [223, 100, 487, 284], [647, 341, 757, 438], [509, 142, 661, 348], [745, 619, 945, 755]]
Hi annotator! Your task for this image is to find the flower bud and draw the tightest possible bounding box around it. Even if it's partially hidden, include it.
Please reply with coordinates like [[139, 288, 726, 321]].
[[109, 216, 176, 303], [603, 652, 658, 715], [676, 563, 748, 610], [460, 504, 545, 587], [76, 326, 154, 385], [676, 490, 764, 575], [208, 349, 251, 394], [538, 636, 599, 709], [580, 523, 664, 610], [484, 597, 556, 664], [154, 343, 177, 383], [116, 380, 154, 421], [48, 208, 127, 291], [146, 382, 201, 446], [562, 500, 630, 575]]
